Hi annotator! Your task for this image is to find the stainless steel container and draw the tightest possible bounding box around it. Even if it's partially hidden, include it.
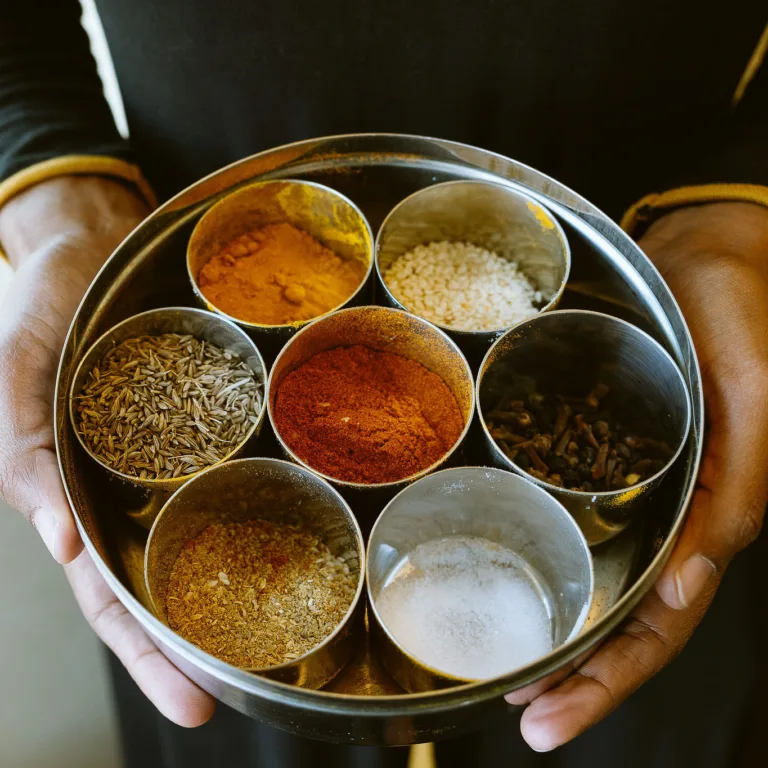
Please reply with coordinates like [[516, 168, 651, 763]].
[[375, 180, 570, 366], [55, 134, 703, 745], [187, 179, 374, 359], [367, 467, 593, 692], [145, 458, 365, 689], [477, 310, 691, 546], [68, 307, 267, 527], [267, 306, 475, 498]]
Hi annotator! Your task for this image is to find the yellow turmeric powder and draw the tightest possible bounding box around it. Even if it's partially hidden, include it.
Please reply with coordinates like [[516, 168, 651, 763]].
[[198, 223, 367, 325]]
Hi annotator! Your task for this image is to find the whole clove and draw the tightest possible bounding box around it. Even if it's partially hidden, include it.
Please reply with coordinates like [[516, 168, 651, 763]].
[[485, 382, 674, 492]]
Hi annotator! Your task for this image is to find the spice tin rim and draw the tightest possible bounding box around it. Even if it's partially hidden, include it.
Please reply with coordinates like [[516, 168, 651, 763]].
[[365, 465, 595, 687], [265, 305, 476, 489], [53, 134, 704, 741], [476, 308, 693, 499], [185, 178, 375, 331], [374, 178, 572, 336], [143, 456, 367, 674], [68, 306, 268, 488]]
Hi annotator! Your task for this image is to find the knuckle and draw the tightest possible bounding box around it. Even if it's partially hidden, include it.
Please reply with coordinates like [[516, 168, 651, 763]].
[[0, 446, 41, 519], [622, 615, 683, 669], [730, 501, 764, 551], [88, 597, 127, 638]]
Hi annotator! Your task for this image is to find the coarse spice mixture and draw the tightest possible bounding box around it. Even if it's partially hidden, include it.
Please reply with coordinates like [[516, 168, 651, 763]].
[[76, 333, 262, 479], [273, 345, 465, 484], [383, 241, 543, 331], [198, 222, 368, 325], [166, 519, 358, 668]]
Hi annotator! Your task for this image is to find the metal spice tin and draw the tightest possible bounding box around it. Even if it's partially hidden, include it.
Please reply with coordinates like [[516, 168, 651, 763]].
[[54, 134, 702, 746], [145, 458, 365, 689], [187, 179, 374, 360]]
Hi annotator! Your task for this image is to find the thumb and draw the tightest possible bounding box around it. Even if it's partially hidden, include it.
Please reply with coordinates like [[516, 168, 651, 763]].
[[0, 446, 83, 563], [656, 376, 768, 610]]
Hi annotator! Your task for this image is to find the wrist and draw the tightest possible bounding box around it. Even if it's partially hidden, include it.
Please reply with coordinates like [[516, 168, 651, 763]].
[[641, 202, 768, 279], [0, 176, 150, 269]]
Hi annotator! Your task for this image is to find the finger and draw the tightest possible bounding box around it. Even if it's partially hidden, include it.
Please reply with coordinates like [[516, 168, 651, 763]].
[[504, 646, 597, 706], [656, 375, 768, 610], [0, 446, 82, 563], [519, 583, 714, 751], [64, 549, 216, 728]]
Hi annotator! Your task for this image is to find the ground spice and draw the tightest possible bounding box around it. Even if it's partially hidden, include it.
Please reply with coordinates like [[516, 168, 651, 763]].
[[198, 222, 367, 325], [273, 345, 465, 484], [166, 519, 357, 668]]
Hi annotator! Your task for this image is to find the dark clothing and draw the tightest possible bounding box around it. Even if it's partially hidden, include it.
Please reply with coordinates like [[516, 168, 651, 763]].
[[2, 2, 768, 217]]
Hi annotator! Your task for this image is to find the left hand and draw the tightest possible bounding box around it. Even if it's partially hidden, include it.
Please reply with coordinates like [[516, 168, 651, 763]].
[[509, 202, 768, 751]]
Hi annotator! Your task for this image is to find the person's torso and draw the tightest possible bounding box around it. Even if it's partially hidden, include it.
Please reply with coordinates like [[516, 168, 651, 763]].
[[95, 0, 766, 217]]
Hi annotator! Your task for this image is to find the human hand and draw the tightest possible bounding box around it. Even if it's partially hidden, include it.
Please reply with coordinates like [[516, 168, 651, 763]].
[[508, 202, 768, 750], [0, 176, 215, 726]]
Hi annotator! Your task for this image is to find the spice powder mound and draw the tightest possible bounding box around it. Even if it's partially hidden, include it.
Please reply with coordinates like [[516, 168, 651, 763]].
[[166, 520, 358, 668], [76, 333, 262, 480], [198, 223, 368, 325], [273, 345, 465, 484]]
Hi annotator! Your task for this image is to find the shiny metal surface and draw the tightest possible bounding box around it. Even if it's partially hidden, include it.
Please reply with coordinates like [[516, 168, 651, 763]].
[[477, 310, 691, 545], [375, 180, 570, 365], [54, 134, 703, 746], [68, 307, 267, 527], [267, 306, 475, 495], [145, 458, 365, 689], [367, 467, 593, 692], [187, 180, 374, 360]]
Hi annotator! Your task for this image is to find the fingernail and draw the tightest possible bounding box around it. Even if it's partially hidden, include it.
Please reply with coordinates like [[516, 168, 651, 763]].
[[673, 554, 716, 608], [33, 507, 59, 560]]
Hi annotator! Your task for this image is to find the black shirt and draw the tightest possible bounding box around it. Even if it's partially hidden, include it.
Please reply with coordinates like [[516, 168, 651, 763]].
[[1, 1, 767, 219]]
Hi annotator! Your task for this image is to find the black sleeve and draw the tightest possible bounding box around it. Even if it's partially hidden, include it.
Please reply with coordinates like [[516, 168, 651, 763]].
[[671, 50, 768, 188], [0, 2, 134, 182]]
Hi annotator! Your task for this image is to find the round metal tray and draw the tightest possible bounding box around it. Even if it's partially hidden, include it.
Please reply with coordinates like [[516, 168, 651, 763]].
[[54, 134, 702, 746]]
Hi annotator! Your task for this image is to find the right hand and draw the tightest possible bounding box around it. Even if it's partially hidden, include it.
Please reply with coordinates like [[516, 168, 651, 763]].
[[0, 176, 215, 726]]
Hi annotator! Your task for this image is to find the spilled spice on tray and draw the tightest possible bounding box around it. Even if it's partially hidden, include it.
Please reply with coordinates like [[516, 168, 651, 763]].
[[272, 345, 465, 484], [198, 223, 367, 325], [485, 383, 674, 492], [166, 519, 358, 668], [76, 333, 262, 479]]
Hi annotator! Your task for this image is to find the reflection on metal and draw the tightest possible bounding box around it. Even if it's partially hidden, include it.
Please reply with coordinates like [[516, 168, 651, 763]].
[[54, 134, 703, 746]]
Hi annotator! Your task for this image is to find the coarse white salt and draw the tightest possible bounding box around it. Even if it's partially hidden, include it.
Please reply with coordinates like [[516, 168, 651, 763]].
[[375, 536, 553, 680], [383, 241, 543, 331]]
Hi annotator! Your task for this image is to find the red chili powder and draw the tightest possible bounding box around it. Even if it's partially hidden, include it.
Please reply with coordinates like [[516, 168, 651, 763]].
[[273, 345, 465, 483]]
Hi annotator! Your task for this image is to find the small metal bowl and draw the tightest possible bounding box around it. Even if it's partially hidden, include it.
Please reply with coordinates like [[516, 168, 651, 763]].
[[267, 306, 475, 497], [375, 179, 570, 364], [478, 310, 692, 546], [367, 466, 593, 693], [187, 179, 374, 357], [69, 307, 267, 526], [144, 458, 365, 689]]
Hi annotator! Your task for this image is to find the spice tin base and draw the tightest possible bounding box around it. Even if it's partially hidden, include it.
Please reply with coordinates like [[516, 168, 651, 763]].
[[55, 134, 702, 745]]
